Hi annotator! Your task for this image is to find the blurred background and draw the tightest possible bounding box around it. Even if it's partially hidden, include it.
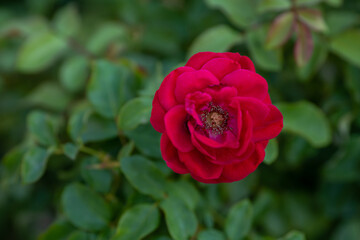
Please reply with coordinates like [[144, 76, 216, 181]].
[[1, 0, 360, 240]]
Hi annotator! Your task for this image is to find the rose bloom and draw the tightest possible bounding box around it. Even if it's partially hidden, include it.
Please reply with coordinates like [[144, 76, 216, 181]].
[[150, 52, 283, 183]]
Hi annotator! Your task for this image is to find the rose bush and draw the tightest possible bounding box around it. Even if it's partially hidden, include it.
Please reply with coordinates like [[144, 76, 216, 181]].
[[150, 52, 283, 183]]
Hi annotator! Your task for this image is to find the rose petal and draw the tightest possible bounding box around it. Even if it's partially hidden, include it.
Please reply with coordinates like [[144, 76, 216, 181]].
[[160, 134, 189, 174], [164, 105, 194, 152], [150, 91, 166, 133], [238, 55, 256, 72], [185, 91, 212, 126], [158, 66, 194, 110], [175, 70, 219, 103], [219, 143, 265, 182], [233, 97, 270, 126], [222, 69, 268, 100], [204, 86, 238, 104], [179, 150, 223, 179], [201, 57, 241, 80], [185, 52, 227, 69], [253, 105, 283, 142]]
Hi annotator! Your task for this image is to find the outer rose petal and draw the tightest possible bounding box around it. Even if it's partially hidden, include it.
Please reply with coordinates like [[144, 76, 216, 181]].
[[222, 69, 268, 100], [201, 58, 241, 80], [253, 105, 283, 142], [150, 91, 166, 133], [219, 143, 265, 182], [164, 105, 194, 152], [222, 53, 255, 72], [233, 97, 270, 126], [158, 66, 194, 110], [185, 52, 228, 69], [175, 70, 219, 103], [160, 134, 188, 174], [179, 150, 223, 179]]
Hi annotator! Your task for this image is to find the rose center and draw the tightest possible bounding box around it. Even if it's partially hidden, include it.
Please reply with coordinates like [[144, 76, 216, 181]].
[[201, 103, 229, 135], [207, 112, 224, 127]]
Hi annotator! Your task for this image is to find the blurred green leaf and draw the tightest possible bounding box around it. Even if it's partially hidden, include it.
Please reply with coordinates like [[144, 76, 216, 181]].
[[38, 219, 74, 240], [344, 64, 360, 104], [257, 0, 291, 13], [160, 196, 198, 240], [26, 82, 72, 111], [81, 157, 113, 193], [124, 123, 161, 158], [264, 139, 278, 165], [332, 219, 360, 240], [117, 97, 152, 131], [325, 0, 343, 7], [53, 4, 81, 38], [330, 29, 360, 67], [166, 180, 201, 210], [87, 23, 128, 55], [198, 229, 226, 240], [298, 9, 327, 32], [266, 12, 294, 49], [68, 109, 118, 144], [296, 0, 322, 6], [204, 0, 258, 28], [61, 183, 112, 231], [27, 111, 59, 147], [16, 31, 67, 73], [323, 136, 360, 182], [67, 231, 96, 240], [112, 204, 160, 240], [188, 25, 243, 56], [225, 199, 253, 240], [278, 230, 306, 240], [277, 101, 331, 147], [294, 23, 313, 67], [60, 56, 89, 93], [247, 25, 282, 71], [63, 143, 78, 160], [87, 60, 132, 119], [325, 11, 359, 36], [117, 141, 135, 159], [21, 146, 50, 184], [121, 155, 166, 199]]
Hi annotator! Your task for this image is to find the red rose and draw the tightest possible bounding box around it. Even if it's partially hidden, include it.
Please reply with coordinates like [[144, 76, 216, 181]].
[[150, 52, 283, 183]]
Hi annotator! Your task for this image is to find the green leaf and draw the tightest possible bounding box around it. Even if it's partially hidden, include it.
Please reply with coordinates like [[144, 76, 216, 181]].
[[81, 157, 113, 193], [124, 123, 161, 158], [63, 143, 78, 160], [295, 0, 322, 6], [68, 109, 118, 144], [27, 110, 59, 146], [204, 0, 258, 28], [247, 25, 282, 71], [87, 23, 128, 55], [61, 183, 112, 231], [188, 25, 243, 56], [294, 23, 313, 67], [298, 9, 327, 32], [345, 64, 360, 104], [257, 0, 291, 14], [53, 4, 81, 37], [266, 12, 294, 49], [117, 97, 152, 131], [166, 180, 201, 210], [112, 204, 160, 240], [332, 219, 360, 240], [21, 146, 51, 184], [160, 196, 198, 240], [26, 82, 72, 111], [117, 141, 135, 159], [276, 101, 331, 147], [264, 139, 278, 165], [60, 56, 89, 93], [16, 31, 67, 73], [67, 231, 96, 240], [323, 136, 360, 182], [325, 11, 359, 36], [198, 229, 226, 240], [87, 60, 132, 118], [278, 230, 306, 240], [330, 29, 360, 68], [324, 0, 343, 7], [121, 155, 167, 199], [38, 219, 74, 240], [225, 199, 253, 240]]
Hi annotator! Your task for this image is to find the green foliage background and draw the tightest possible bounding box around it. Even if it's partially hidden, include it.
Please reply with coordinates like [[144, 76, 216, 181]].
[[1, 0, 360, 239]]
